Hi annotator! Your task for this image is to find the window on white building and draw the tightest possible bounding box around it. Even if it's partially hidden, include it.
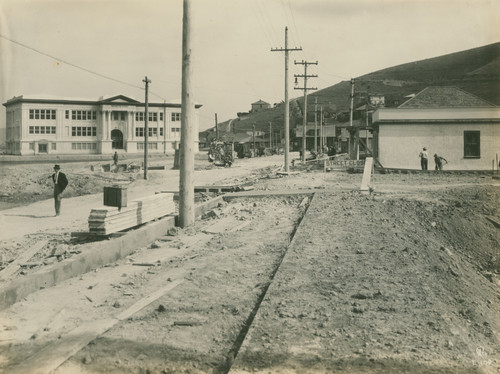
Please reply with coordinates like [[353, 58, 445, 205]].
[[464, 131, 480, 158], [135, 112, 144, 121], [148, 112, 158, 122]]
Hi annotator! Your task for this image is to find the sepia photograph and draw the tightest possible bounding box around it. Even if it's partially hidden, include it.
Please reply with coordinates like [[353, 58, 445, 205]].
[[0, 0, 499, 373]]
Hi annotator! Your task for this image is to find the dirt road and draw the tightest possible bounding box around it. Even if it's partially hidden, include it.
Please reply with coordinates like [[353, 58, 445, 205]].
[[0, 158, 499, 373]]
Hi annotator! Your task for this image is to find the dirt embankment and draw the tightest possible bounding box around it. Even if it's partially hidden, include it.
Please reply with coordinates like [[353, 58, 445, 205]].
[[0, 166, 499, 373]]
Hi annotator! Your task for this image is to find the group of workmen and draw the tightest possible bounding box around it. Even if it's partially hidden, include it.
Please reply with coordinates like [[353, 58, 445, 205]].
[[419, 147, 448, 171]]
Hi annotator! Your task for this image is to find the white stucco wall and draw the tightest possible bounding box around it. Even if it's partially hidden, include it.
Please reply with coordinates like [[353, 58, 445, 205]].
[[378, 122, 500, 170]]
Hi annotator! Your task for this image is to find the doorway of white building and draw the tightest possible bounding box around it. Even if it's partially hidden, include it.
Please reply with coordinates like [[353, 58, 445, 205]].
[[111, 129, 123, 149], [38, 143, 48, 153]]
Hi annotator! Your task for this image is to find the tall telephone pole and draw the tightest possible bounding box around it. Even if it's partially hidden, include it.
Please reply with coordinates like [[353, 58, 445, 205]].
[[269, 122, 272, 150], [314, 96, 318, 152], [215, 113, 218, 141], [294, 60, 318, 162], [143, 76, 151, 180], [179, 0, 195, 228], [252, 123, 256, 157], [271, 27, 302, 172], [349, 78, 355, 159]]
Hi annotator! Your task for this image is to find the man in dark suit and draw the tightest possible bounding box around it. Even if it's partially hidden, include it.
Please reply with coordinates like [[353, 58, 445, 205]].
[[51, 164, 68, 216]]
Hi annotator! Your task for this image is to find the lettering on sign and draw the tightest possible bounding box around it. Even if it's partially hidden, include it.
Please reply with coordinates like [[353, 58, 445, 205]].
[[324, 159, 365, 168]]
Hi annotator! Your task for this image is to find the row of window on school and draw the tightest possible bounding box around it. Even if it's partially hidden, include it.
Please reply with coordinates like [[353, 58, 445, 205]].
[[26, 126, 181, 136], [27, 109, 181, 122]]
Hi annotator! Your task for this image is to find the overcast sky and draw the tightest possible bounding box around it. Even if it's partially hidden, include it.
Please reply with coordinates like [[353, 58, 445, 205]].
[[0, 0, 499, 130]]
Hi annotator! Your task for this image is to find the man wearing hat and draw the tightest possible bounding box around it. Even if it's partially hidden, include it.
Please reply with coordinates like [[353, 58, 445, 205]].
[[51, 164, 68, 216], [419, 147, 429, 170]]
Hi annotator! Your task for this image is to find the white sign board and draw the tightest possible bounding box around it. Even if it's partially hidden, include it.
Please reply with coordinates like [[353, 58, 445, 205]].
[[360, 157, 374, 191]]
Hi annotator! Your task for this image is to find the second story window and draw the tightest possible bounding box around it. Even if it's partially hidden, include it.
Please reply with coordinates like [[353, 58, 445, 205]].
[[112, 112, 126, 121], [29, 109, 56, 120], [135, 112, 144, 122], [171, 112, 181, 121], [148, 112, 158, 122], [71, 110, 97, 120]]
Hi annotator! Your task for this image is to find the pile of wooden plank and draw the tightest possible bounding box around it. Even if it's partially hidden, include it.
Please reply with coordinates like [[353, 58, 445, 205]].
[[88, 193, 176, 235]]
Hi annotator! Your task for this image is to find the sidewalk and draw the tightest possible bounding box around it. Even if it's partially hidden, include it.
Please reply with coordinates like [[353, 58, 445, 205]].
[[0, 156, 285, 242]]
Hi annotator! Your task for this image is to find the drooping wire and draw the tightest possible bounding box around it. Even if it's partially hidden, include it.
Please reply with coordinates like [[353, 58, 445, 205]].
[[0, 33, 175, 103], [0, 34, 146, 90]]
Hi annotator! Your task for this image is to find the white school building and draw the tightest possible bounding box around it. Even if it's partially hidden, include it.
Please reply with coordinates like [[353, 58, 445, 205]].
[[3, 94, 202, 155]]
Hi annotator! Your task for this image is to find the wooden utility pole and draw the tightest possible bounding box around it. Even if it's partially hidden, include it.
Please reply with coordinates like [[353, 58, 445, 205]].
[[163, 101, 167, 154], [215, 113, 218, 141], [143, 76, 151, 180], [349, 78, 355, 159], [252, 123, 256, 157], [314, 96, 318, 152], [319, 105, 323, 152], [321, 106, 324, 150], [294, 60, 318, 162], [269, 122, 272, 150], [349, 78, 355, 127], [179, 0, 195, 228], [271, 27, 302, 172]]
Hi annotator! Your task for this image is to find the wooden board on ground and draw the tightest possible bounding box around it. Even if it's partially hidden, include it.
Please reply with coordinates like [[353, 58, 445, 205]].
[[10, 279, 184, 374], [0, 240, 49, 283], [88, 193, 175, 236]]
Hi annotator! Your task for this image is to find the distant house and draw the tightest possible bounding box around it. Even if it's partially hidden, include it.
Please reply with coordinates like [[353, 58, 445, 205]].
[[251, 100, 270, 113], [3, 94, 202, 155], [372, 87, 500, 170]]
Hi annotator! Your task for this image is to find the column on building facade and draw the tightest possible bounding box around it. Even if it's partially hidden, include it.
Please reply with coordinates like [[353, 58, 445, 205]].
[[21, 108, 28, 139], [131, 111, 134, 139], [131, 111, 136, 140], [105, 110, 110, 140], [99, 110, 105, 140], [163, 105, 167, 153]]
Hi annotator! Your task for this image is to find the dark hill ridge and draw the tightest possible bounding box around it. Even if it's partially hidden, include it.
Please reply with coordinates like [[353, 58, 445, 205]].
[[363, 42, 500, 82], [312, 42, 500, 112], [202, 42, 500, 137]]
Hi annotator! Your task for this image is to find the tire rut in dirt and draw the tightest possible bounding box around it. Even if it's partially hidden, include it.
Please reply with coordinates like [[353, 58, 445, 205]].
[[215, 195, 313, 374]]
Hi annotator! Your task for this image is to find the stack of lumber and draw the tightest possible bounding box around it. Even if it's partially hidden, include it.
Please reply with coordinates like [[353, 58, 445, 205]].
[[88, 193, 175, 235]]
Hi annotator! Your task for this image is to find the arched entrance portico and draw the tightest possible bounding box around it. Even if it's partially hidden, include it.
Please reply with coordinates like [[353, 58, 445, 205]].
[[111, 129, 123, 149]]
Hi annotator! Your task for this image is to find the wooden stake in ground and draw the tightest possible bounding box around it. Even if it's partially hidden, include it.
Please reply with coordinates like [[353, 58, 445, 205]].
[[360, 157, 374, 192], [179, 0, 195, 228]]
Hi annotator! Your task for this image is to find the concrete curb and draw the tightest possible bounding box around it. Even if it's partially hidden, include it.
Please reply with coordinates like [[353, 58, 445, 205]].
[[0, 196, 224, 311]]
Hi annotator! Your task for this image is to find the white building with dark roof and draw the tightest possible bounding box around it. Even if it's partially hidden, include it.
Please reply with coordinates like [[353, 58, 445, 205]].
[[250, 99, 270, 113], [2, 94, 202, 155], [372, 87, 500, 170]]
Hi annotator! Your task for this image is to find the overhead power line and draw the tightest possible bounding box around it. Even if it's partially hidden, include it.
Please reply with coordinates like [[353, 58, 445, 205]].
[[0, 33, 168, 101]]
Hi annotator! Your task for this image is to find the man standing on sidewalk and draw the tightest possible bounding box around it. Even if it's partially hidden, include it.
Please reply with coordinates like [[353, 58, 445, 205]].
[[51, 164, 68, 216]]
